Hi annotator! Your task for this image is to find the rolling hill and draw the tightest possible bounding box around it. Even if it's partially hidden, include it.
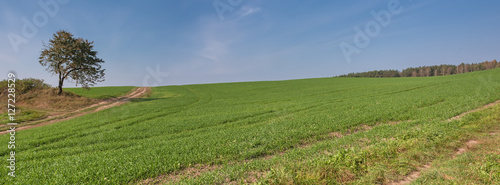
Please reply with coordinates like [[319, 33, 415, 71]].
[[1, 68, 499, 184]]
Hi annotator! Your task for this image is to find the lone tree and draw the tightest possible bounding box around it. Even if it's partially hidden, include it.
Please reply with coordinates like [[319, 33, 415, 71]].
[[39, 30, 105, 95]]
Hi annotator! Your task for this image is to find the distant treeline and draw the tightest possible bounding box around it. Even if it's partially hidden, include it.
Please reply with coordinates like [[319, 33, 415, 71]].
[[338, 60, 500, 78]]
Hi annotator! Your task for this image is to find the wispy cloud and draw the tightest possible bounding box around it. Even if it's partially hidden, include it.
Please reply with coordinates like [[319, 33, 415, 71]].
[[237, 6, 261, 18], [200, 32, 230, 64], [198, 16, 244, 64], [201, 42, 226, 64]]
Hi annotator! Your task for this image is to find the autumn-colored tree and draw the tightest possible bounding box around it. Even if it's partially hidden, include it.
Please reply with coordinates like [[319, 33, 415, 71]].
[[411, 71, 417, 77], [457, 63, 464, 74], [446, 67, 452, 75], [39, 30, 105, 95], [464, 64, 470, 73], [425, 67, 431, 77], [485, 60, 495, 69]]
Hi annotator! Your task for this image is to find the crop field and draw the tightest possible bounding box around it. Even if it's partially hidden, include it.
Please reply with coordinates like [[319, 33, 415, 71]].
[[1, 69, 500, 184], [64, 86, 137, 99]]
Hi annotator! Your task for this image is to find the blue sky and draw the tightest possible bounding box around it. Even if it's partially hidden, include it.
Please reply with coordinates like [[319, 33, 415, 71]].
[[1, 0, 499, 87]]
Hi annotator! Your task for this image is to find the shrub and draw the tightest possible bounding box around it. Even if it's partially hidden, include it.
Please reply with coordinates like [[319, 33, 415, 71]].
[[0, 78, 51, 95]]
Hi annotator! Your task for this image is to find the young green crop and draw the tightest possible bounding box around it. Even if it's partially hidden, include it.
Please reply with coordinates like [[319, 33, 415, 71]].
[[0, 69, 499, 184], [64, 86, 136, 99]]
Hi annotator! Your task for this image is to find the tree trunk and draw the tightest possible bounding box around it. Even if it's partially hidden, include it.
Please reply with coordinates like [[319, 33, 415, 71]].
[[58, 83, 63, 95], [58, 74, 64, 95]]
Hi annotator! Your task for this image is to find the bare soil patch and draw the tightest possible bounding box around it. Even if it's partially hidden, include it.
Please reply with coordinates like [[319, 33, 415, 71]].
[[138, 164, 220, 185], [389, 164, 431, 185], [454, 139, 479, 156]]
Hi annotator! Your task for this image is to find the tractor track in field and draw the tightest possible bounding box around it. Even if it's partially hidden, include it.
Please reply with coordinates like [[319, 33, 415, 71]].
[[0, 87, 150, 135], [138, 120, 408, 185], [389, 99, 500, 185], [447, 100, 500, 121], [388, 135, 495, 185], [139, 99, 500, 185]]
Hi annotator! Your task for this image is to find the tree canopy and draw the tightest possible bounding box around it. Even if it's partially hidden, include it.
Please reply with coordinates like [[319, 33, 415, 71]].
[[39, 30, 105, 95]]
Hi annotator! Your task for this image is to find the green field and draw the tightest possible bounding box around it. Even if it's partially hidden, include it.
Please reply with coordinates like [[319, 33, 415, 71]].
[[64, 86, 137, 99], [1, 69, 500, 184]]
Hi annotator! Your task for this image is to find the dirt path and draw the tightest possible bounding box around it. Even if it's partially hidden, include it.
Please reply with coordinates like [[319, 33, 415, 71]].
[[0, 87, 150, 135]]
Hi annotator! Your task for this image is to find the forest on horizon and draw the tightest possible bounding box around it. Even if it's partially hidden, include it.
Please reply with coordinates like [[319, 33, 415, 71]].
[[339, 60, 500, 78]]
